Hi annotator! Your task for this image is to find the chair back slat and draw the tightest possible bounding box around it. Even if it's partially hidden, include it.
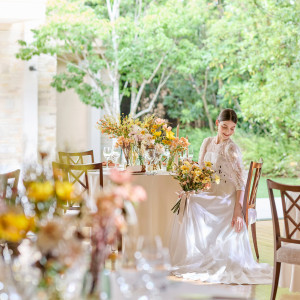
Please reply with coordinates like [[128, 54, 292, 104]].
[[249, 167, 262, 206], [58, 150, 94, 165], [267, 179, 300, 247], [280, 190, 300, 240], [0, 169, 20, 203], [243, 161, 263, 226], [52, 162, 103, 210]]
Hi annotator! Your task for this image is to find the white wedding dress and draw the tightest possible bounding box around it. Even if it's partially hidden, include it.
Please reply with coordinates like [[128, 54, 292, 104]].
[[169, 137, 273, 284]]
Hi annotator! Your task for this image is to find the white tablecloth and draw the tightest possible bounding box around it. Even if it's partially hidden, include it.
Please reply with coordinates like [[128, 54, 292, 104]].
[[88, 170, 180, 247], [279, 191, 300, 293]]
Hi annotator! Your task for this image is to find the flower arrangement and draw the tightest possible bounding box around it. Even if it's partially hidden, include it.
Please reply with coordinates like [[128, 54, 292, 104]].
[[0, 153, 147, 298], [171, 160, 220, 219], [97, 114, 189, 171], [87, 168, 146, 294], [0, 206, 35, 244], [34, 216, 85, 297], [169, 137, 190, 155]]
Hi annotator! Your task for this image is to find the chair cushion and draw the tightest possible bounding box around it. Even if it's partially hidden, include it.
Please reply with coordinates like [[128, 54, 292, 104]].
[[276, 244, 300, 265]]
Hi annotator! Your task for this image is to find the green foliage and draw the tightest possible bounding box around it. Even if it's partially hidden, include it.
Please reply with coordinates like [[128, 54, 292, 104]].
[[234, 131, 300, 178], [204, 0, 300, 139], [15, 0, 300, 170], [179, 127, 212, 161]]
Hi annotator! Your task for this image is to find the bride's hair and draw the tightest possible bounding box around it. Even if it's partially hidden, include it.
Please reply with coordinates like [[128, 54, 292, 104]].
[[217, 109, 238, 124]]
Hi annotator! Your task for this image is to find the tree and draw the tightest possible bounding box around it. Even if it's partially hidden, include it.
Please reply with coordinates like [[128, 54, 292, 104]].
[[204, 0, 300, 139], [16, 0, 197, 121]]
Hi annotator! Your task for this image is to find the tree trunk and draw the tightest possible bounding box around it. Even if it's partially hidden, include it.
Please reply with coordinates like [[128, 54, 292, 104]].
[[130, 80, 137, 115], [189, 72, 214, 133]]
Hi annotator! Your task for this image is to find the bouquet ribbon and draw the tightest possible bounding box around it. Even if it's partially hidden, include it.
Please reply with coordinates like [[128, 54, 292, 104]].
[[177, 190, 195, 224]]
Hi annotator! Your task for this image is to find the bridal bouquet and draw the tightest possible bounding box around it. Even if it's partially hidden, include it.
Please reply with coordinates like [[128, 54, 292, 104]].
[[171, 160, 220, 222]]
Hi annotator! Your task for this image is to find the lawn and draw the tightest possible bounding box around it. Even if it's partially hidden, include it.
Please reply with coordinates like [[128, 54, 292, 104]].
[[256, 176, 300, 199]]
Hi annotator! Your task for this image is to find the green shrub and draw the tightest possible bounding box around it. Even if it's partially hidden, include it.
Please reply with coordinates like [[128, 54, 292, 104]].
[[234, 131, 299, 177], [181, 128, 299, 178]]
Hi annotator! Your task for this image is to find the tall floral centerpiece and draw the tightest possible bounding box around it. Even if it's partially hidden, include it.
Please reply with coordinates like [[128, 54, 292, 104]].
[[87, 168, 146, 294], [165, 136, 190, 171], [172, 160, 220, 224], [97, 114, 190, 171], [97, 115, 138, 167]]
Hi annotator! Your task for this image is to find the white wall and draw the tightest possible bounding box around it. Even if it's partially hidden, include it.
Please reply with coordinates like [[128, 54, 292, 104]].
[[56, 61, 102, 162]]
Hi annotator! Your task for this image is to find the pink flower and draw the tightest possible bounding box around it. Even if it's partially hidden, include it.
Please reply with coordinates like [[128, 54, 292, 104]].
[[163, 124, 168, 130], [109, 169, 132, 185], [155, 118, 166, 125], [167, 126, 172, 131], [113, 186, 130, 206], [130, 186, 147, 203]]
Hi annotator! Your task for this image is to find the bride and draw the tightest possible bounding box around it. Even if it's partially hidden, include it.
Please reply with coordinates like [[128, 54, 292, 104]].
[[169, 108, 273, 284]]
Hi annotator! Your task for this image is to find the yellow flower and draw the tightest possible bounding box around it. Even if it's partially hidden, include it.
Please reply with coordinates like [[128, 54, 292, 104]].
[[204, 161, 212, 168], [184, 161, 191, 168], [55, 181, 75, 201], [194, 176, 201, 183], [180, 165, 190, 174], [153, 124, 158, 129], [194, 169, 202, 176], [202, 177, 211, 184], [151, 129, 156, 133], [215, 175, 220, 184], [162, 140, 172, 145], [141, 130, 146, 135], [0, 212, 35, 243], [180, 165, 189, 171], [154, 131, 162, 137], [27, 181, 54, 202], [166, 131, 175, 140]]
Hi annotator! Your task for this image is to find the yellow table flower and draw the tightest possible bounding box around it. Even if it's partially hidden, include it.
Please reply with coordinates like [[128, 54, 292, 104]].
[[27, 181, 54, 202], [166, 131, 175, 140], [0, 212, 35, 243], [154, 131, 162, 137], [55, 181, 82, 204]]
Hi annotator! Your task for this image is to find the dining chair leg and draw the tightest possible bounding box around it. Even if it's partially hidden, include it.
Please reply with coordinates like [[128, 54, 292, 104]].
[[251, 222, 259, 261], [270, 261, 281, 300]]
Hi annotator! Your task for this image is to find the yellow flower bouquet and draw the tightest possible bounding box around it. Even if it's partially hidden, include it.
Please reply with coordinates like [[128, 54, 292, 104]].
[[171, 160, 220, 222]]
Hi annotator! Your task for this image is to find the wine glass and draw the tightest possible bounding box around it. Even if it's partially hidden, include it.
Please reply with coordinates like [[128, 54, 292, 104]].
[[188, 146, 194, 161], [144, 147, 156, 173], [111, 147, 121, 167], [179, 150, 186, 162], [103, 147, 112, 169]]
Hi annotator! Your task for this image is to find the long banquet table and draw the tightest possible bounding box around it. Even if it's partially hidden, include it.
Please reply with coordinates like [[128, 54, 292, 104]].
[[88, 169, 181, 247]]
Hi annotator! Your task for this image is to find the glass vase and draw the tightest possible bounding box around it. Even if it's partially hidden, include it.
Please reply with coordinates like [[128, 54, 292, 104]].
[[166, 155, 175, 172]]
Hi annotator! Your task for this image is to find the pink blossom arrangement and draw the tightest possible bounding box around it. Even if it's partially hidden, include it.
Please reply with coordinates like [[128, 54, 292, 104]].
[[88, 169, 146, 293]]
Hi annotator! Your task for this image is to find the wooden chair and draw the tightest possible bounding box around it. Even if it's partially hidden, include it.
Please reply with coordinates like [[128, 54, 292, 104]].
[[0, 169, 20, 203], [267, 180, 300, 300], [52, 162, 103, 210], [242, 160, 263, 261], [58, 150, 94, 165]]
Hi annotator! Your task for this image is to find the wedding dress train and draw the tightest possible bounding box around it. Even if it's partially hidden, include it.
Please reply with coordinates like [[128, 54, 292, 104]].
[[169, 137, 273, 284]]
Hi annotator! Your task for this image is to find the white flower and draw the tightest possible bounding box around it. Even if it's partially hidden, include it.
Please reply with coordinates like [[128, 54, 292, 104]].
[[155, 143, 165, 154]]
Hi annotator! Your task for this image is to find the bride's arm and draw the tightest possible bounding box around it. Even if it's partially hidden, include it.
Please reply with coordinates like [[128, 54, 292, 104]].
[[227, 143, 246, 233], [198, 137, 210, 167], [231, 190, 245, 233]]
